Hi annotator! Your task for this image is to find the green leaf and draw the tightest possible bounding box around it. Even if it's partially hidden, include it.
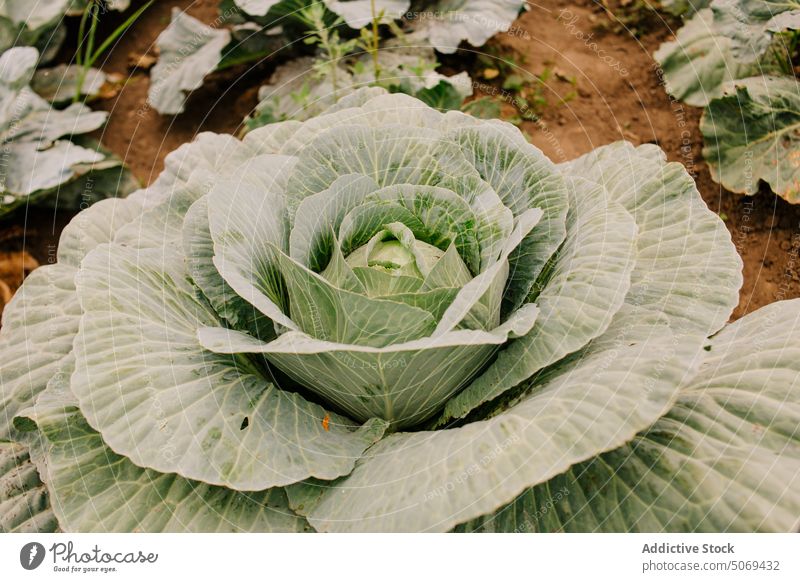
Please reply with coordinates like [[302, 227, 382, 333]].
[[415, 80, 466, 112], [1, 0, 70, 30], [206, 155, 297, 331], [273, 242, 438, 346], [0, 442, 57, 533], [245, 91, 443, 156], [449, 123, 569, 314], [653, 9, 762, 107], [72, 243, 390, 490], [284, 125, 488, 207], [31, 64, 106, 103], [0, 47, 123, 217], [439, 177, 636, 423], [57, 197, 144, 267], [562, 141, 742, 337], [459, 299, 800, 532], [183, 196, 275, 340], [199, 303, 538, 428], [304, 306, 688, 532], [290, 174, 380, 271], [660, 0, 710, 16], [701, 75, 800, 202], [323, 0, 410, 28], [712, 0, 800, 63], [18, 391, 312, 532], [0, 265, 81, 442], [148, 9, 232, 115], [415, 0, 525, 54]]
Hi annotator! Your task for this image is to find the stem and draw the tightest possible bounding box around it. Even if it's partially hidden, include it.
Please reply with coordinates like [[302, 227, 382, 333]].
[[73, 0, 155, 104], [370, 0, 380, 82], [74, 2, 99, 103], [76, 3, 92, 68], [86, 0, 155, 69]]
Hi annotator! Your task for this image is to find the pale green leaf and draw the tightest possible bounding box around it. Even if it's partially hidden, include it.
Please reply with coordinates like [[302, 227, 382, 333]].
[[0, 265, 80, 442], [459, 299, 800, 532], [19, 394, 312, 532], [199, 303, 538, 428], [415, 0, 525, 54], [148, 9, 232, 115], [72, 244, 390, 490], [701, 75, 800, 202], [653, 9, 762, 107], [183, 196, 274, 339], [0, 442, 57, 533], [304, 307, 687, 532], [448, 122, 569, 313], [440, 177, 636, 423]]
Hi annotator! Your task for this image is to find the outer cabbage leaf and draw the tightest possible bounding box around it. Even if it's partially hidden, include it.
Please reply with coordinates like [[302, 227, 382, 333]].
[[72, 243, 389, 490], [563, 141, 742, 337], [325, 0, 410, 28], [304, 308, 690, 532], [31, 64, 107, 103], [0, 442, 57, 533], [16, 386, 311, 533], [0, 0, 69, 59], [458, 299, 800, 532], [148, 9, 232, 115], [0, 264, 81, 443], [653, 9, 762, 107], [412, 0, 525, 54], [712, 0, 800, 63], [701, 75, 800, 202]]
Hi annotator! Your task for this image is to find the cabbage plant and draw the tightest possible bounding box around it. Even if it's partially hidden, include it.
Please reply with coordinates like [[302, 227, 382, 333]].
[[654, 0, 800, 202], [2, 89, 799, 533]]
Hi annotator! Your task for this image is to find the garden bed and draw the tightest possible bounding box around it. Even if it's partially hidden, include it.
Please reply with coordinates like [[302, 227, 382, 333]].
[[2, 0, 798, 319]]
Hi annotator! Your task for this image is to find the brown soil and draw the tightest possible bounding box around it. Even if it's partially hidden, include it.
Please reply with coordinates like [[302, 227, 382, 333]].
[[1, 0, 798, 320]]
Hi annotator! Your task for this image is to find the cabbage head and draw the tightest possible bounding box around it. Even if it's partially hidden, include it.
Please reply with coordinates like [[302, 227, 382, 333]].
[[2, 89, 799, 533]]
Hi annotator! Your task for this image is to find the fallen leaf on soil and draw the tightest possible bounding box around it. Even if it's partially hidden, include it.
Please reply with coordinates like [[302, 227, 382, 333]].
[[128, 50, 159, 71], [97, 72, 127, 100]]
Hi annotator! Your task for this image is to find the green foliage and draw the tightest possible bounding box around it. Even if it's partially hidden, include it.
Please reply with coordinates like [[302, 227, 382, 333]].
[[654, 0, 800, 201]]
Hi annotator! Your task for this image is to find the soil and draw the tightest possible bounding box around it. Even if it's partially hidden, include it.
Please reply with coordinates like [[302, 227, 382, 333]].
[[1, 0, 798, 320]]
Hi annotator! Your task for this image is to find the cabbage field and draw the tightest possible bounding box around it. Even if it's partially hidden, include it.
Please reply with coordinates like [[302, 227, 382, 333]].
[[0, 0, 798, 534]]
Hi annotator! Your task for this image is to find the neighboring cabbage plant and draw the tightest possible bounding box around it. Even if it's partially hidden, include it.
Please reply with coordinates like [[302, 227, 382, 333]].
[[246, 38, 472, 128], [0, 0, 70, 62], [149, 1, 527, 116], [0, 47, 136, 218], [2, 89, 799, 533], [655, 0, 800, 202], [0, 0, 131, 64]]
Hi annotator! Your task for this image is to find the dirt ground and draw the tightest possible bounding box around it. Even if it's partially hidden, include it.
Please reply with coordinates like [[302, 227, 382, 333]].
[[2, 0, 798, 319]]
